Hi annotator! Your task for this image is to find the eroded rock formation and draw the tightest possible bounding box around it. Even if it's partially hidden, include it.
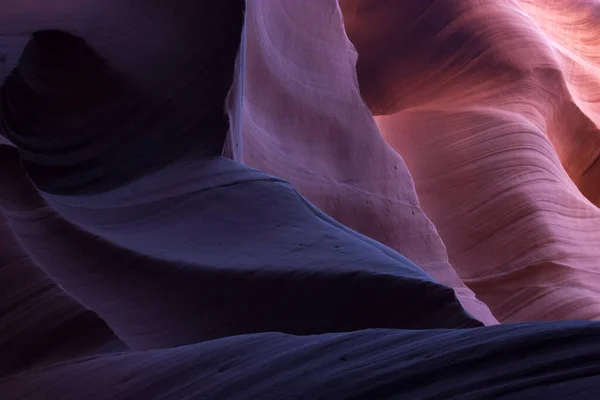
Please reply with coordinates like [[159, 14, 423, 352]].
[[2, 0, 600, 398]]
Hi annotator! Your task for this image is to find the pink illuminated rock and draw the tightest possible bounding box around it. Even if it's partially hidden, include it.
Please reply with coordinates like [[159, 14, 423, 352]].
[[341, 0, 600, 321]]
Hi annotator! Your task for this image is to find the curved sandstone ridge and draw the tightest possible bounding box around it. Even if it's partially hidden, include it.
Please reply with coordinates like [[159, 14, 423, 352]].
[[227, 0, 497, 324], [230, 0, 600, 322]]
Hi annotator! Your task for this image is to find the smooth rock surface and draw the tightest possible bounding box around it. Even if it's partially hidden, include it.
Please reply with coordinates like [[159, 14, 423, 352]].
[[2, 0, 600, 398]]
